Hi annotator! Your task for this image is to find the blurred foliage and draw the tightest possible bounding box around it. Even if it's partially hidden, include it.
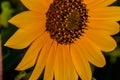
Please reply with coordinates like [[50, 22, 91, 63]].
[[106, 46, 120, 64], [92, 77, 96, 80], [1, 1, 14, 28], [1, 0, 120, 80]]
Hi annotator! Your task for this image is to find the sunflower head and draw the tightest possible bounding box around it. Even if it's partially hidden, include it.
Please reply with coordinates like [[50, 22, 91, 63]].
[[46, 0, 88, 44]]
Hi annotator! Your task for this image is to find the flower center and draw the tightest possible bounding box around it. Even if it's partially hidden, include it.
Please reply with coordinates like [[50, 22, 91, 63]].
[[46, 0, 88, 44]]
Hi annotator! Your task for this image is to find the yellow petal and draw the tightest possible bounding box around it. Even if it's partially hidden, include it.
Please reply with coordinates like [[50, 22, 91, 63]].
[[4, 27, 44, 49], [85, 29, 117, 52], [54, 44, 78, 80], [77, 37, 106, 67], [70, 44, 92, 80], [20, 0, 53, 13], [87, 21, 120, 35], [84, 0, 95, 4], [29, 36, 53, 80], [8, 11, 46, 30], [15, 32, 49, 70], [63, 45, 78, 80], [54, 44, 64, 80], [87, 0, 116, 10], [6, 11, 46, 49], [89, 7, 120, 21], [43, 41, 57, 80]]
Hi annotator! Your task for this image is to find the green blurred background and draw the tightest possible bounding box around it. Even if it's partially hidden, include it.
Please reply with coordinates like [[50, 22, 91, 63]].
[[1, 0, 120, 80]]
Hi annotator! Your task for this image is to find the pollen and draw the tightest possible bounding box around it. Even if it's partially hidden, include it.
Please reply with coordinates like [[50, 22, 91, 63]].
[[46, 0, 88, 44]]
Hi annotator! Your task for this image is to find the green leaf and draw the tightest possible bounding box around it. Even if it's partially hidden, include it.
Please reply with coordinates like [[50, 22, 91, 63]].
[[14, 71, 27, 80]]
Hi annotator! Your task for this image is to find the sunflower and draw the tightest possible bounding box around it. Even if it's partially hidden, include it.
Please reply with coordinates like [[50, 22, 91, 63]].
[[5, 0, 120, 80]]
